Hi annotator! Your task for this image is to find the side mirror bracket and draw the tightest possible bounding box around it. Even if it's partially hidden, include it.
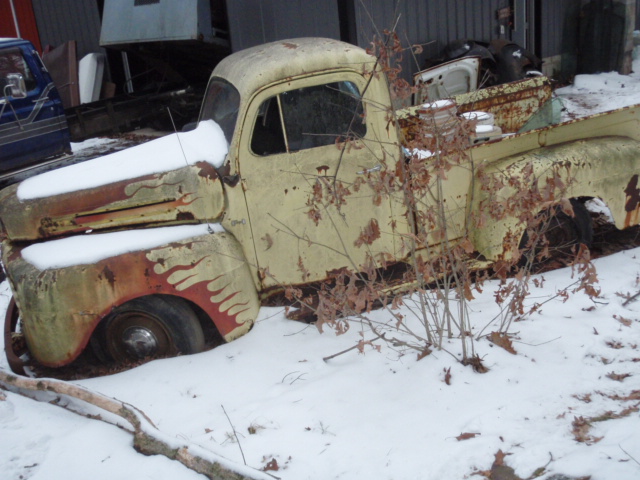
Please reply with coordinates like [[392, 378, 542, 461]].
[[5, 73, 27, 99]]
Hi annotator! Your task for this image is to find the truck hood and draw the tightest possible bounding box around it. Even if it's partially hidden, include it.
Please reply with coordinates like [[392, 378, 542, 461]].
[[0, 121, 228, 241]]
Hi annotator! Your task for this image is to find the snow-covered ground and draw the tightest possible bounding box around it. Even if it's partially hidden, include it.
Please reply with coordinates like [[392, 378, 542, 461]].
[[557, 67, 640, 120], [3, 64, 640, 480]]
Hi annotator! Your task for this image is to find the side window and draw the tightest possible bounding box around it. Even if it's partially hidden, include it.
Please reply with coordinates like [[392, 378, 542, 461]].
[[251, 96, 287, 156], [0, 49, 37, 94], [251, 81, 366, 156]]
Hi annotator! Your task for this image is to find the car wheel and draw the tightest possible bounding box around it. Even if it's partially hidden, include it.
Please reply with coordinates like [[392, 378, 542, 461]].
[[520, 199, 593, 265], [93, 296, 205, 364]]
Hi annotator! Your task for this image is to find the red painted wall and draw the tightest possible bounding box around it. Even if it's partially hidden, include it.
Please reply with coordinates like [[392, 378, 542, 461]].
[[0, 0, 42, 52]]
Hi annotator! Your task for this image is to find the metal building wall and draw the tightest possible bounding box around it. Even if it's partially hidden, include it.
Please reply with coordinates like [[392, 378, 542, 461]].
[[353, 0, 510, 78], [31, 0, 102, 58], [226, 0, 341, 51], [539, 0, 580, 58]]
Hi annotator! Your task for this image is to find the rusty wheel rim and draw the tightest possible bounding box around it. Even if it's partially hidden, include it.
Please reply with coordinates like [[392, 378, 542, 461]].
[[105, 312, 176, 362]]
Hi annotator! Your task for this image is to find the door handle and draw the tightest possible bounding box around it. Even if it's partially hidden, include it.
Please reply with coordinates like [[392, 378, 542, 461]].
[[357, 164, 382, 175]]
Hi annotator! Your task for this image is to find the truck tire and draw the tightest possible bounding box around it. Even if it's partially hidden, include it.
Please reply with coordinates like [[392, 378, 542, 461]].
[[520, 199, 593, 264], [92, 295, 205, 364]]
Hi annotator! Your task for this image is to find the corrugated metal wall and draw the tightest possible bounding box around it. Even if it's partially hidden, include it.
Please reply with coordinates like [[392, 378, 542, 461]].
[[353, 0, 584, 61], [226, 0, 341, 51], [223, 0, 589, 81], [539, 0, 580, 58], [31, 0, 102, 58], [353, 0, 511, 77]]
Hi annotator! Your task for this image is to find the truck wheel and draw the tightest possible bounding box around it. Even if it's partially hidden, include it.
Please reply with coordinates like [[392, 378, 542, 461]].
[[520, 199, 593, 264], [93, 296, 205, 364]]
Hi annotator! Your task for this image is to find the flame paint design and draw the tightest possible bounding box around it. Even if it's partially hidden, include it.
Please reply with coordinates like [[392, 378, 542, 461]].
[[146, 239, 254, 337]]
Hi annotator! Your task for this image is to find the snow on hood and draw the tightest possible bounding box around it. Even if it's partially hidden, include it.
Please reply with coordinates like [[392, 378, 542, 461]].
[[17, 120, 228, 201], [21, 223, 224, 270]]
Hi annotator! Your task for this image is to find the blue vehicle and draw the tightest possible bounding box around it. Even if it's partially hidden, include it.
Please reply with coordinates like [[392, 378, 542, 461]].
[[0, 38, 71, 173]]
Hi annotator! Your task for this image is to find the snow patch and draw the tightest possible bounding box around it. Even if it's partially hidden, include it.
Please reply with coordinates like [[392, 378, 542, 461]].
[[21, 223, 224, 270], [585, 197, 615, 223], [18, 120, 228, 200], [475, 125, 494, 134], [70, 137, 119, 153], [409, 148, 435, 159]]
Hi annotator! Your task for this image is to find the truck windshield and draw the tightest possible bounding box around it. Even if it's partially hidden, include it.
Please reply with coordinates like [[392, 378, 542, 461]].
[[200, 79, 240, 145]]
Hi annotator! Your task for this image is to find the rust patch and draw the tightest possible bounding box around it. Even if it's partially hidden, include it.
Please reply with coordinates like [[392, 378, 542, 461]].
[[176, 211, 195, 221], [316, 165, 330, 175], [624, 174, 640, 228], [455, 77, 552, 133], [74, 196, 197, 226], [195, 161, 220, 180], [282, 42, 299, 50], [101, 265, 116, 288]]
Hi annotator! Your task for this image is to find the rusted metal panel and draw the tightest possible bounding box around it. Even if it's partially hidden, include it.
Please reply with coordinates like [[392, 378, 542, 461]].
[[2, 230, 259, 367], [470, 134, 640, 261], [398, 76, 553, 144], [0, 162, 225, 241], [454, 76, 553, 133], [624, 174, 640, 228], [41, 40, 79, 109]]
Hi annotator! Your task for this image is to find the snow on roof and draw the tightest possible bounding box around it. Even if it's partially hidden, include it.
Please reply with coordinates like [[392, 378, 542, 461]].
[[21, 223, 224, 270], [17, 120, 228, 200]]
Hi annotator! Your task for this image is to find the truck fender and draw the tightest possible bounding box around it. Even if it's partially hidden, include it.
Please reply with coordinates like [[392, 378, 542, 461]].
[[2, 228, 260, 367], [471, 136, 640, 261]]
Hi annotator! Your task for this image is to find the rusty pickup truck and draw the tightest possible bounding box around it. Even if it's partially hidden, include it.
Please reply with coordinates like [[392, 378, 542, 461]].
[[3, 38, 640, 372]]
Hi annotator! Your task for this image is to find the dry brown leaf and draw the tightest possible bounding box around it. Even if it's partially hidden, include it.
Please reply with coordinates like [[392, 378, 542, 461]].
[[606, 371, 632, 382], [354, 219, 381, 247], [463, 282, 475, 301], [416, 347, 432, 361], [492, 449, 510, 467], [489, 331, 517, 355], [459, 237, 475, 254], [572, 416, 603, 444], [261, 233, 273, 250], [456, 432, 480, 441], [443, 367, 452, 385], [262, 459, 279, 472], [464, 355, 490, 373], [614, 314, 633, 327]]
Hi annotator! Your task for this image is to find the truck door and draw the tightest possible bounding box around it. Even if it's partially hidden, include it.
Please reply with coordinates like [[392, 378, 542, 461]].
[[0, 44, 70, 171], [239, 72, 397, 287]]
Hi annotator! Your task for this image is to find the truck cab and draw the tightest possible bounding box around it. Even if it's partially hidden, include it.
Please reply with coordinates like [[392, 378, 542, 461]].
[[0, 38, 71, 172]]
